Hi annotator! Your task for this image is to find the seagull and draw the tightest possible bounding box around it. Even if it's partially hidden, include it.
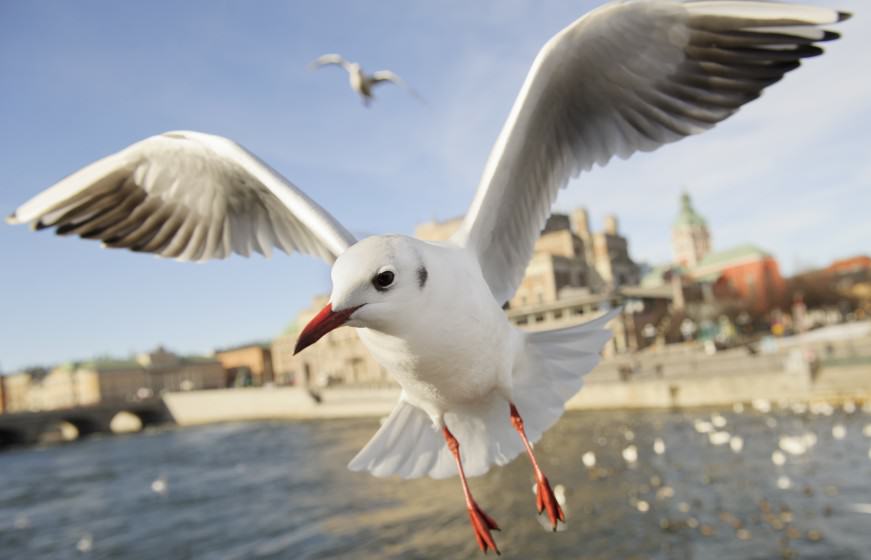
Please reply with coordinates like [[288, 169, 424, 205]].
[[309, 53, 420, 106], [8, 1, 847, 554]]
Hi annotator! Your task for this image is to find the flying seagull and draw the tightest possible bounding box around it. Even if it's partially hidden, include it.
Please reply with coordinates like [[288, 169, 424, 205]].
[[8, 0, 847, 554], [310, 53, 420, 106]]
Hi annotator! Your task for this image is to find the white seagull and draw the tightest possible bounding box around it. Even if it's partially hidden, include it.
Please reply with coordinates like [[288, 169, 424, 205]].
[[310, 53, 419, 106], [8, 1, 847, 554]]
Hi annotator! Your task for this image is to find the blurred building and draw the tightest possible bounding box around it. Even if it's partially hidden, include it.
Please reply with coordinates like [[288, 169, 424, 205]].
[[415, 206, 640, 304], [671, 192, 711, 268], [0, 371, 38, 413], [692, 244, 787, 313], [0, 348, 226, 414], [215, 342, 274, 387]]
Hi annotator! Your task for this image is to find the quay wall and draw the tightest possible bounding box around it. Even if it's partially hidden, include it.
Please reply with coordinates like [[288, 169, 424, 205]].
[[164, 363, 871, 426]]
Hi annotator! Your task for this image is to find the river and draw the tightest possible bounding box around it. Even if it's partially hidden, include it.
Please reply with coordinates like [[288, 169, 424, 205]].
[[2, 407, 870, 559]]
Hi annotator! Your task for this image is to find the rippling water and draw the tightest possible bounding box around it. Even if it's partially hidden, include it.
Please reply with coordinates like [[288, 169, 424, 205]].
[[2, 407, 871, 559]]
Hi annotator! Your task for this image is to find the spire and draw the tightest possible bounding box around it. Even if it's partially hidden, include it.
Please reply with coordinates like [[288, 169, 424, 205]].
[[674, 191, 707, 228], [671, 190, 711, 268]]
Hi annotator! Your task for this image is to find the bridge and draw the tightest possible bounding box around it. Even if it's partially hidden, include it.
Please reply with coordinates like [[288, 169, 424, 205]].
[[0, 398, 174, 447]]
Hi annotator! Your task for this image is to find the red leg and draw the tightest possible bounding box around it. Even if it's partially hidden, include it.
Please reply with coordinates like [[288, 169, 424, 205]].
[[509, 403, 565, 531], [443, 426, 501, 555]]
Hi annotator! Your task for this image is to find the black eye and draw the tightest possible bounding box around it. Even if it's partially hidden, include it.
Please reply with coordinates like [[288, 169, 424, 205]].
[[373, 270, 395, 291]]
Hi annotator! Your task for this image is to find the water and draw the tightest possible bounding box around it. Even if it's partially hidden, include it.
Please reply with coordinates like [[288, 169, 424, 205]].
[[2, 408, 871, 559]]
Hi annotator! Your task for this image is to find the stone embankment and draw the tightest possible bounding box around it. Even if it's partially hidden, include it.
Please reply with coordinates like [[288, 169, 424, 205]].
[[164, 333, 871, 426]]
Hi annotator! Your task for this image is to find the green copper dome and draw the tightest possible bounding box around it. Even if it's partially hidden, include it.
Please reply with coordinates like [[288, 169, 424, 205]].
[[673, 192, 707, 228]]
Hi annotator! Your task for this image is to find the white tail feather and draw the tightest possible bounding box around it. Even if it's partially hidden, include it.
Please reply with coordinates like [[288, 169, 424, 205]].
[[348, 309, 618, 479]]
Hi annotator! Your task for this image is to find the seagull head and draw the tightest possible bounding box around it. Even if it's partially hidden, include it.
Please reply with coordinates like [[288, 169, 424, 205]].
[[294, 235, 427, 354]]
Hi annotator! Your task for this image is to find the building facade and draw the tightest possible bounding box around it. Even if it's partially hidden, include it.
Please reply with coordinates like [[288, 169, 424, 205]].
[[0, 349, 226, 413], [692, 244, 787, 313], [215, 343, 274, 386]]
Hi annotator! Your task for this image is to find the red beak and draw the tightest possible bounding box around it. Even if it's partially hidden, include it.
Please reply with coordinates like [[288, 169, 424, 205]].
[[294, 303, 362, 355]]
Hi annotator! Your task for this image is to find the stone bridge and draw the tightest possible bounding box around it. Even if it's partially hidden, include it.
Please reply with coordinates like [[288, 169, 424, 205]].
[[0, 398, 174, 447]]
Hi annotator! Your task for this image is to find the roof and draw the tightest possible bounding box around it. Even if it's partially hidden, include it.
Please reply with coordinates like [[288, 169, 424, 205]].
[[827, 255, 871, 274], [80, 357, 142, 370], [673, 192, 707, 228], [214, 340, 272, 354], [692, 244, 772, 281]]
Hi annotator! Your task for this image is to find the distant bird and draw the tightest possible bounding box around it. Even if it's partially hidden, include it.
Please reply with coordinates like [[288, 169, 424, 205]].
[[309, 53, 420, 106], [8, 1, 847, 554]]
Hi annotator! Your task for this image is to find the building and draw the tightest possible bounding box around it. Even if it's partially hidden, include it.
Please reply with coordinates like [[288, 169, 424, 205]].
[[672, 192, 712, 268], [511, 214, 591, 307], [272, 296, 390, 387], [692, 244, 787, 313], [416, 207, 640, 304], [215, 342, 274, 387], [0, 371, 37, 414], [585, 213, 641, 289], [0, 349, 226, 413]]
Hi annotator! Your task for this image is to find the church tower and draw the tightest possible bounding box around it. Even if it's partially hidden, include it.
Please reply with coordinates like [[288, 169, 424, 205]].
[[672, 191, 711, 268]]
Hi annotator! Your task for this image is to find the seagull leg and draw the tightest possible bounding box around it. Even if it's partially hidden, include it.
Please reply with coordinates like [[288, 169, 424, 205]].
[[443, 426, 501, 555], [509, 403, 564, 531]]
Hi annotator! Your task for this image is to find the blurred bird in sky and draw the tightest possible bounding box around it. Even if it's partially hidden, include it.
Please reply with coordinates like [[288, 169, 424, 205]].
[[309, 53, 421, 106], [8, 0, 848, 555]]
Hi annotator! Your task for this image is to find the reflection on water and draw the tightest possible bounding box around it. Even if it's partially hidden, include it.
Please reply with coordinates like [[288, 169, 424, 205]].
[[2, 408, 871, 559]]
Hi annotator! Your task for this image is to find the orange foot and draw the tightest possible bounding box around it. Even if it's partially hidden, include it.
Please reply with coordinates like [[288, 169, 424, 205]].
[[535, 476, 565, 531], [467, 500, 501, 555]]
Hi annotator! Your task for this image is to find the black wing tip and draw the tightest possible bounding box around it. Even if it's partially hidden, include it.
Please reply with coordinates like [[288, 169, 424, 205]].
[[821, 30, 841, 42], [837, 11, 852, 23], [5, 212, 18, 225]]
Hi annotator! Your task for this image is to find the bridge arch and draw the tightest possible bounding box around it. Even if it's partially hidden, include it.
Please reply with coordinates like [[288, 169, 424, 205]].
[[0, 427, 28, 448], [60, 416, 109, 438]]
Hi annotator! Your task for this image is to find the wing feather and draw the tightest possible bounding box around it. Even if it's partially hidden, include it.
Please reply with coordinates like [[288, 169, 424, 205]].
[[8, 131, 356, 263], [452, 0, 845, 304]]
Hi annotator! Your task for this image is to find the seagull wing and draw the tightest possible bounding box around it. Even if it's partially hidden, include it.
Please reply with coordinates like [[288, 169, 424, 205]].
[[370, 70, 404, 86], [452, 0, 847, 304], [371, 70, 426, 103], [309, 53, 351, 71], [7, 131, 356, 263]]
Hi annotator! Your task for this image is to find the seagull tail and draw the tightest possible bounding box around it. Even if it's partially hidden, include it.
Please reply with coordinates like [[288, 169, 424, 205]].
[[347, 309, 617, 480]]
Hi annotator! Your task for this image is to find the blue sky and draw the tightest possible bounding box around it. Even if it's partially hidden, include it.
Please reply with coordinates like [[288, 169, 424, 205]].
[[1, 0, 867, 371]]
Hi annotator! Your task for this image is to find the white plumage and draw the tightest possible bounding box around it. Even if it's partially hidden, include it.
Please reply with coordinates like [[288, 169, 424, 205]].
[[8, 1, 847, 554]]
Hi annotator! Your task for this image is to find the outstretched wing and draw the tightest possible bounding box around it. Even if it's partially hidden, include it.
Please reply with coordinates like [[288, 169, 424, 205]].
[[452, 0, 847, 304], [309, 53, 351, 71], [370, 70, 404, 86], [7, 131, 356, 263], [371, 70, 426, 102]]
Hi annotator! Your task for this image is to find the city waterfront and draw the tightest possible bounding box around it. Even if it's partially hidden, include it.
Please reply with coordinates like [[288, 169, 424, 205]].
[[3, 408, 871, 559]]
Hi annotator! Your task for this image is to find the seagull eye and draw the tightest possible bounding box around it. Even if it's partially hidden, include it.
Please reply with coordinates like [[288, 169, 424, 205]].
[[373, 269, 395, 291]]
